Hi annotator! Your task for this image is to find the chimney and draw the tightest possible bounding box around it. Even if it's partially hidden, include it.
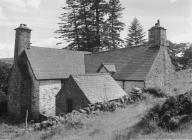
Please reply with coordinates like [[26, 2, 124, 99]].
[[14, 24, 31, 63], [148, 20, 167, 47]]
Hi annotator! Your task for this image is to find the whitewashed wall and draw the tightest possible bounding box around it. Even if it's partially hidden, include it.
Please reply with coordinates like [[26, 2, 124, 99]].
[[39, 80, 61, 117]]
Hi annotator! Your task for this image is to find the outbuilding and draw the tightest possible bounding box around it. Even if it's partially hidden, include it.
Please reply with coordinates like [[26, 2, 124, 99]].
[[56, 73, 127, 115]]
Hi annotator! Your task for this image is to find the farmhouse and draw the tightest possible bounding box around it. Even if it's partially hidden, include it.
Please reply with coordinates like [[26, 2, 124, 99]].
[[8, 20, 174, 119]]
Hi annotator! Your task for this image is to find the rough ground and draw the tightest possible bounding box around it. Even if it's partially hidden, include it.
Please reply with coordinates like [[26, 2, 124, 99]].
[[0, 96, 162, 140], [61, 97, 164, 140], [15, 96, 164, 140]]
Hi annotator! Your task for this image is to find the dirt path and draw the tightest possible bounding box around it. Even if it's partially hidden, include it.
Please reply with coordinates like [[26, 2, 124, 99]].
[[52, 97, 164, 140]]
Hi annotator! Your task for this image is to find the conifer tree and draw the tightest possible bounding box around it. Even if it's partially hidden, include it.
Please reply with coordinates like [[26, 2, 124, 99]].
[[90, 0, 108, 51], [104, 0, 125, 50], [55, 0, 82, 50], [56, 0, 125, 52], [125, 17, 146, 47]]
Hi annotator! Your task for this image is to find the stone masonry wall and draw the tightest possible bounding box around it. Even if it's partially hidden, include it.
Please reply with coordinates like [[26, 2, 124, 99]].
[[163, 46, 175, 94], [8, 65, 22, 117], [39, 80, 61, 117], [56, 78, 90, 115], [8, 55, 40, 119], [145, 46, 175, 95], [25, 60, 40, 119]]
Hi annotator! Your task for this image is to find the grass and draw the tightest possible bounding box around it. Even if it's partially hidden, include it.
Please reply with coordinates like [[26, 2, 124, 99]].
[[134, 122, 192, 139], [5, 96, 158, 140], [113, 90, 192, 140], [1, 69, 192, 140]]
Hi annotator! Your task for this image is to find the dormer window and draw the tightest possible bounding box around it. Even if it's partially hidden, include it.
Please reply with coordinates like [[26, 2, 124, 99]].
[[97, 63, 116, 75]]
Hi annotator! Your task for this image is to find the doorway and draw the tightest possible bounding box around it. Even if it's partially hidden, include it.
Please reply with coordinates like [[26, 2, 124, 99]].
[[67, 99, 73, 113]]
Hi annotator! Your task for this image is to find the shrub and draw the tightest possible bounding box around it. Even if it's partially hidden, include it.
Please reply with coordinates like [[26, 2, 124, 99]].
[[144, 87, 167, 98], [63, 113, 83, 129], [142, 90, 192, 132], [128, 87, 146, 102]]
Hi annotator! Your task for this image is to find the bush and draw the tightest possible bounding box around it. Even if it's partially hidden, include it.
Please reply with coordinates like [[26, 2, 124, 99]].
[[0, 91, 7, 115], [128, 87, 146, 102], [143, 90, 192, 132], [144, 87, 167, 98]]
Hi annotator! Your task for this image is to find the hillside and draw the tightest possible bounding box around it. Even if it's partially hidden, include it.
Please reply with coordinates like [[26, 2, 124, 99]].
[[173, 69, 192, 95], [0, 58, 13, 65], [1, 96, 163, 140]]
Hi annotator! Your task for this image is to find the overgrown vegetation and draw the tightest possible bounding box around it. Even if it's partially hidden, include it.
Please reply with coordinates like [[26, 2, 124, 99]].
[[0, 61, 11, 115], [168, 42, 192, 71], [140, 90, 192, 134], [0, 61, 11, 93], [143, 87, 167, 98]]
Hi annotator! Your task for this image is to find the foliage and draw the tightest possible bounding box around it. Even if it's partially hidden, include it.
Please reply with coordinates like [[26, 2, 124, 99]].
[[56, 0, 125, 52], [143, 91, 192, 132], [103, 0, 125, 49], [129, 87, 146, 102], [0, 61, 11, 93], [143, 87, 167, 98], [168, 42, 192, 70], [125, 17, 146, 47]]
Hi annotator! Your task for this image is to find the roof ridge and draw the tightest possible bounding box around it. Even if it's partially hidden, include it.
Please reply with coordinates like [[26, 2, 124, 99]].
[[71, 73, 110, 77], [30, 46, 90, 53], [102, 63, 115, 65], [85, 45, 146, 55]]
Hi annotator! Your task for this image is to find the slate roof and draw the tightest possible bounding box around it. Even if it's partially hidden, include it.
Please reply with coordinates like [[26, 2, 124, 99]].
[[25, 46, 89, 80], [85, 46, 159, 81], [71, 73, 127, 104], [97, 63, 116, 73]]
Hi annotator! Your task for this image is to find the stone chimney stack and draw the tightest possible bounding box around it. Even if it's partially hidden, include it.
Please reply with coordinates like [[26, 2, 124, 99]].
[[148, 20, 167, 47], [14, 24, 31, 63]]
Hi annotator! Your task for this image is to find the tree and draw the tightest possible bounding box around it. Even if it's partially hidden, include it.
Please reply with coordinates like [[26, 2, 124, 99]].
[[56, 0, 125, 52], [56, 0, 82, 50], [167, 42, 192, 70], [103, 0, 125, 50], [0, 62, 11, 93], [125, 17, 146, 47], [88, 0, 108, 51]]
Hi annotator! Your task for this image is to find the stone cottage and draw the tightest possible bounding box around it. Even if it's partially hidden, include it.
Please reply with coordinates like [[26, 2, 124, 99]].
[[56, 73, 126, 114], [85, 20, 174, 93], [8, 20, 174, 119]]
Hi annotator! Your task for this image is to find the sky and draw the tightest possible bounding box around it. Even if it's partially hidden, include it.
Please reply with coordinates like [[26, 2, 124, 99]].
[[0, 0, 191, 58]]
